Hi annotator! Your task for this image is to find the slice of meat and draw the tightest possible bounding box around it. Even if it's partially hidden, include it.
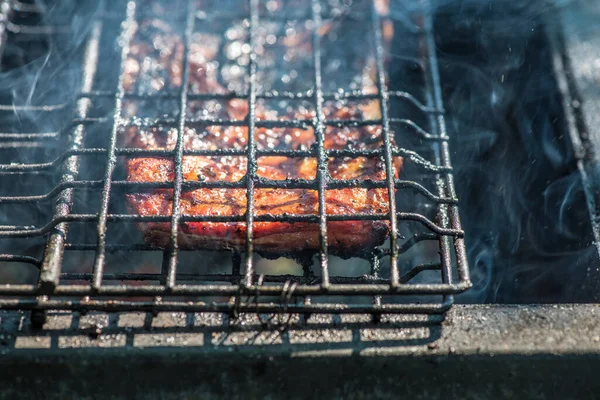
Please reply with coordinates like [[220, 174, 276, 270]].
[[121, 7, 401, 257]]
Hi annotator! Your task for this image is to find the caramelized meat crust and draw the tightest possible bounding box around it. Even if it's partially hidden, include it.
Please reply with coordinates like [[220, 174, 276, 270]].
[[122, 12, 401, 256]]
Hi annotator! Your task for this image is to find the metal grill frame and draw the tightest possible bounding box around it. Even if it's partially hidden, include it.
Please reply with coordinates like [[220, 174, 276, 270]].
[[0, 0, 470, 316]]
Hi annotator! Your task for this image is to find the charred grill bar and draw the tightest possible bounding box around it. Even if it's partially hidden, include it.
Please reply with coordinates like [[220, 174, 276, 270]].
[[0, 0, 470, 317]]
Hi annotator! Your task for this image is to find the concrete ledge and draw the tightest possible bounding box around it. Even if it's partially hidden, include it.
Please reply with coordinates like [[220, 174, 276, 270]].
[[0, 305, 599, 399], [2, 304, 600, 356]]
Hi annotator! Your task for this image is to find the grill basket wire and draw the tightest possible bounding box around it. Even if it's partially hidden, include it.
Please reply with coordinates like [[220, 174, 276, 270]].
[[0, 0, 470, 320]]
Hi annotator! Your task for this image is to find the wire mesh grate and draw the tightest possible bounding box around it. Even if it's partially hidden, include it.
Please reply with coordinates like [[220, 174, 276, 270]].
[[0, 0, 470, 316]]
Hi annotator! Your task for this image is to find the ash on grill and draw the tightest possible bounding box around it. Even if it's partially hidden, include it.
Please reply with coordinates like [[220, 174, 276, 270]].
[[0, 0, 469, 321]]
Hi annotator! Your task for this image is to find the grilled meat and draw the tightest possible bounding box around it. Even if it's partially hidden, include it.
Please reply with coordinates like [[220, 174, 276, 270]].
[[121, 6, 401, 256]]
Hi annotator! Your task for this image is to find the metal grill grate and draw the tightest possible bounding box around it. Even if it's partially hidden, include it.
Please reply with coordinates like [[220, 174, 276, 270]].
[[0, 0, 470, 318]]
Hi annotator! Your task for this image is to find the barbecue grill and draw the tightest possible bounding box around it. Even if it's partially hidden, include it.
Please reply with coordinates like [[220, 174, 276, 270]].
[[2, 0, 600, 398], [0, 0, 470, 322]]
